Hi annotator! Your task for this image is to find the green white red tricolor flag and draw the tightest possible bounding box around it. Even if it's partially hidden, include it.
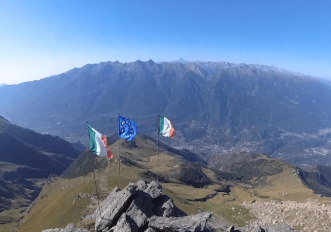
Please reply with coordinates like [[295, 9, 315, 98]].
[[87, 124, 113, 159], [158, 116, 175, 138]]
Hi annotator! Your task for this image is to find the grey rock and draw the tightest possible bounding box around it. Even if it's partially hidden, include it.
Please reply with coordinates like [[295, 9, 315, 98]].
[[205, 216, 229, 231], [42, 229, 64, 232], [148, 212, 213, 232], [41, 224, 89, 232], [144, 228, 155, 232], [95, 183, 137, 232], [125, 181, 162, 232], [152, 195, 186, 218], [161, 198, 175, 217], [136, 180, 147, 191], [255, 227, 264, 232], [64, 224, 90, 232], [83, 214, 95, 221], [263, 224, 296, 232], [144, 181, 162, 198], [108, 213, 131, 232], [227, 225, 235, 232]]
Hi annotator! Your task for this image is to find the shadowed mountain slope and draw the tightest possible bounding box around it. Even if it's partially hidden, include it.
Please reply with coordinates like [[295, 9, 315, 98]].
[[298, 165, 331, 197], [0, 116, 80, 179], [0, 132, 73, 178], [0, 117, 82, 231], [0, 116, 79, 159]]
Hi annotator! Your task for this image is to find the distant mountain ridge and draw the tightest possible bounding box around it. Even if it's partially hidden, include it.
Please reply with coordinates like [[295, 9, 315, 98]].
[[1, 60, 331, 166]]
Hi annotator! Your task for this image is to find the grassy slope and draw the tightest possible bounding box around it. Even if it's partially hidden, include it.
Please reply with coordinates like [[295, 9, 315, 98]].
[[17, 144, 331, 232], [0, 178, 45, 232]]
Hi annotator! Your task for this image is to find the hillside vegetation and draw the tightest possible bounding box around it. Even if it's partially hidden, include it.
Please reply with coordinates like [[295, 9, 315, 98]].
[[0, 116, 80, 231], [16, 135, 331, 232]]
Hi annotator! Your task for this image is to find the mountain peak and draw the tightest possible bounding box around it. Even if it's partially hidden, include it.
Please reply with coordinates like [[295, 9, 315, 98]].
[[177, 58, 189, 64], [147, 59, 155, 65], [0, 116, 10, 125]]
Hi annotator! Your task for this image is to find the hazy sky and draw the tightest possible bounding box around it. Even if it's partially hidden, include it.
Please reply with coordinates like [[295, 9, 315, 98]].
[[1, 0, 331, 84]]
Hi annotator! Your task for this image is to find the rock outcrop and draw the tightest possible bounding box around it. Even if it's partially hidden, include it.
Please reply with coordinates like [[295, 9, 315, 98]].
[[148, 212, 213, 232], [94, 180, 214, 232], [94, 183, 137, 231], [42, 180, 296, 232]]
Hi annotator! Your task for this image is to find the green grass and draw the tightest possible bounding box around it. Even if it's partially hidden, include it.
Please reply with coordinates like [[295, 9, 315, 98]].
[[18, 175, 96, 232], [17, 150, 329, 231]]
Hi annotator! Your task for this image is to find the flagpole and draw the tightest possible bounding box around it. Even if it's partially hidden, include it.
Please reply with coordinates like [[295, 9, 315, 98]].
[[157, 115, 159, 183], [92, 154, 102, 219], [117, 113, 121, 189], [118, 146, 121, 189], [87, 122, 102, 219]]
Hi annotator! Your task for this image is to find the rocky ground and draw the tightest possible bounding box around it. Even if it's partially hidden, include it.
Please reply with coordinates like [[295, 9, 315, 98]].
[[243, 199, 331, 231]]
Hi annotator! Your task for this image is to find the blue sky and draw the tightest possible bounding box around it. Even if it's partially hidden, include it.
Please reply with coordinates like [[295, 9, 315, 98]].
[[0, 0, 331, 84]]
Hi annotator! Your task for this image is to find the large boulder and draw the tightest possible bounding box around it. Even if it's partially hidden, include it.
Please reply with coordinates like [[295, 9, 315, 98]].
[[94, 183, 137, 232], [148, 212, 213, 232], [108, 213, 132, 232], [152, 195, 186, 217], [125, 181, 162, 232]]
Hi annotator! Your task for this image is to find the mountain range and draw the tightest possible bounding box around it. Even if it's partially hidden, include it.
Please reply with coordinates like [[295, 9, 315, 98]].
[[1, 60, 331, 166]]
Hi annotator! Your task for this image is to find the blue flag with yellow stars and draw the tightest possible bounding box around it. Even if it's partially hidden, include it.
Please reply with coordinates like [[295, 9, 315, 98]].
[[118, 115, 137, 141]]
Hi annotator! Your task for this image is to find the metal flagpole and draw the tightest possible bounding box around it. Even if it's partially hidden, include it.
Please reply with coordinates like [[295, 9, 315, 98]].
[[157, 115, 159, 183], [117, 113, 121, 189], [113, 146, 121, 189], [118, 146, 121, 189], [92, 154, 102, 219], [87, 122, 102, 219]]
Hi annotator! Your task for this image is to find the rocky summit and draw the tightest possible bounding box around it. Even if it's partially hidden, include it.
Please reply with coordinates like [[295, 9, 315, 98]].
[[41, 180, 296, 232]]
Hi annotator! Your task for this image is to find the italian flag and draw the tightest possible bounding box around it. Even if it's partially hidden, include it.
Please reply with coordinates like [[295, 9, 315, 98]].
[[87, 124, 113, 159], [159, 116, 175, 138]]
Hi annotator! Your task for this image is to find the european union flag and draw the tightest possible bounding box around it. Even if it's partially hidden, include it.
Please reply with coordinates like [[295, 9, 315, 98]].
[[118, 115, 137, 141]]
